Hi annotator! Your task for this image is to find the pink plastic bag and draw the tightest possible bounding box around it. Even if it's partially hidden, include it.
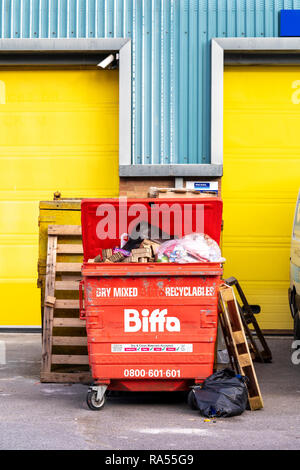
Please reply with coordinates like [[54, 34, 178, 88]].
[[156, 233, 225, 264]]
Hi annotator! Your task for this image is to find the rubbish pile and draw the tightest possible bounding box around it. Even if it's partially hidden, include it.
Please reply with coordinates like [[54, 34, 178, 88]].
[[92, 239, 160, 264], [88, 226, 225, 264]]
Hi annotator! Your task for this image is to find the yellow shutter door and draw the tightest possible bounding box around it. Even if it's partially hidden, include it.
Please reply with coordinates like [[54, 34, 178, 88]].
[[0, 69, 119, 327], [223, 65, 300, 331]]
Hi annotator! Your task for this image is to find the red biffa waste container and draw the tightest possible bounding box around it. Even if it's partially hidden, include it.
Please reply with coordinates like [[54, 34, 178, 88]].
[[80, 198, 223, 409]]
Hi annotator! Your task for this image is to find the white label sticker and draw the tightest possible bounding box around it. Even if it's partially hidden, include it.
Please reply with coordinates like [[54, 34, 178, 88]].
[[186, 181, 218, 192], [111, 344, 193, 353]]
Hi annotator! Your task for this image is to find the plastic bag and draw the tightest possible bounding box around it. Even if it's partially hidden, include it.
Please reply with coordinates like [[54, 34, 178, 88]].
[[156, 233, 225, 263], [190, 368, 248, 418]]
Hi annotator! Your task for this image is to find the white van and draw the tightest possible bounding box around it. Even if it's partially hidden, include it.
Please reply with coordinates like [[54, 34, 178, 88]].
[[289, 190, 300, 340]]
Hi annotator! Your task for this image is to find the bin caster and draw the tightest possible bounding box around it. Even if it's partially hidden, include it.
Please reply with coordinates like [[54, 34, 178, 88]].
[[86, 385, 107, 411], [187, 390, 198, 410]]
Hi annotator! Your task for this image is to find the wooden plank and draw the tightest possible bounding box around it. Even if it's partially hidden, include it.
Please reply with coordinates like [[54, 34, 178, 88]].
[[232, 331, 245, 345], [51, 355, 89, 365], [217, 307, 237, 371], [55, 299, 79, 309], [148, 187, 216, 199], [105, 252, 125, 263], [41, 235, 57, 374], [40, 372, 92, 384], [57, 244, 83, 254], [131, 247, 152, 257], [55, 281, 80, 291], [53, 318, 85, 328], [219, 300, 242, 372], [61, 274, 82, 282], [248, 396, 264, 411], [44, 295, 56, 307], [48, 225, 82, 236], [238, 353, 252, 368], [52, 336, 88, 346], [40, 200, 81, 210], [102, 248, 112, 261], [220, 287, 234, 302], [56, 262, 82, 272], [219, 287, 242, 360]]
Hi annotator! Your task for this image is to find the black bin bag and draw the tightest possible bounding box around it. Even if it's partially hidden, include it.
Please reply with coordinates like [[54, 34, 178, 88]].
[[190, 368, 248, 418]]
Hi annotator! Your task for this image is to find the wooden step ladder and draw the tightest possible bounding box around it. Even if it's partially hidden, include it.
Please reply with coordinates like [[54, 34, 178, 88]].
[[219, 284, 264, 411]]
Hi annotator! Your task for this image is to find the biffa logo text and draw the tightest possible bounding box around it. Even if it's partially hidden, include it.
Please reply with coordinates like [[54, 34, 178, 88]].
[[124, 308, 180, 333]]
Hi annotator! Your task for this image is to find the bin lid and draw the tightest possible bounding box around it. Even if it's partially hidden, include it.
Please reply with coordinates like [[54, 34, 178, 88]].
[[81, 197, 223, 262]]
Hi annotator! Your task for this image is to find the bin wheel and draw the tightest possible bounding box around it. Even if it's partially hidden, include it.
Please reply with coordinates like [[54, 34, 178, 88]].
[[187, 390, 198, 410], [86, 389, 106, 411]]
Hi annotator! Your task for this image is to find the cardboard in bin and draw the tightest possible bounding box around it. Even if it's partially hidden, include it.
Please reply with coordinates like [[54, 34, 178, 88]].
[[81, 198, 223, 262]]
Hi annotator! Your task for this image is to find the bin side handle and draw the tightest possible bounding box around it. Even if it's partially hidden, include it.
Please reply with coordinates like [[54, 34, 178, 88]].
[[79, 280, 86, 321]]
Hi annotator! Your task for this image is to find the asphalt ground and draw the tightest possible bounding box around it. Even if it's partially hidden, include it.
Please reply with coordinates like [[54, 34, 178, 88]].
[[0, 333, 299, 450]]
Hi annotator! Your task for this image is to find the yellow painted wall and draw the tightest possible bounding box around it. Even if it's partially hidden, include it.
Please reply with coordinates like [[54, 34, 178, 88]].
[[0, 68, 119, 327], [223, 65, 300, 330]]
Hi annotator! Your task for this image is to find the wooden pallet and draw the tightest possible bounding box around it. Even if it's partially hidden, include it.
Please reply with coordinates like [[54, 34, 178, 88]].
[[219, 285, 264, 411], [41, 225, 92, 384]]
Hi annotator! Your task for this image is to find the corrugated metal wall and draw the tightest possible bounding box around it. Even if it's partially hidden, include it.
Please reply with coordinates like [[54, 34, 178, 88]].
[[0, 0, 298, 165]]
